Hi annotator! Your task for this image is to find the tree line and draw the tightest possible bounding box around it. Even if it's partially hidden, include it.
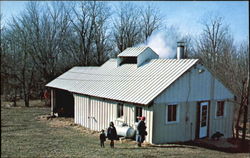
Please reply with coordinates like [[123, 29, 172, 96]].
[[1, 2, 162, 106], [1, 1, 249, 111]]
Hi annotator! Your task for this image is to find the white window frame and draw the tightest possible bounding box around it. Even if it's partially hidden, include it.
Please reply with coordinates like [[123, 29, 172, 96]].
[[166, 103, 179, 124], [215, 100, 226, 119]]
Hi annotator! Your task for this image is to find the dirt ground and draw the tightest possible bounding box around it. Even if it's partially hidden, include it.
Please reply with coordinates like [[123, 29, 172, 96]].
[[36, 115, 101, 137]]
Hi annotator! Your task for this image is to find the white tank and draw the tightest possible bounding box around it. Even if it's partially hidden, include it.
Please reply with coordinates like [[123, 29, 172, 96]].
[[115, 125, 136, 138]]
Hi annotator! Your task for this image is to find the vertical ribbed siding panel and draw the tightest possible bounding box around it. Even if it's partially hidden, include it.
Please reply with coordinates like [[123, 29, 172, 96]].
[[81, 96, 83, 126], [91, 99, 94, 130], [110, 102, 113, 123], [77, 95, 80, 125], [104, 102, 110, 127], [210, 101, 234, 138], [86, 98, 118, 131], [77, 96, 81, 126], [90, 99, 93, 130], [108, 101, 111, 127], [124, 104, 131, 126], [92, 99, 95, 130], [84, 96, 86, 126], [97, 99, 100, 131], [78, 95, 80, 125], [143, 106, 153, 143], [86, 96, 89, 127], [104, 101, 107, 129], [75, 95, 89, 128], [98, 99, 101, 130], [81, 96, 84, 126], [95, 99, 98, 130], [104, 101, 106, 129], [95, 99, 98, 131], [105, 101, 109, 128], [101, 100, 104, 130], [149, 107, 154, 143]]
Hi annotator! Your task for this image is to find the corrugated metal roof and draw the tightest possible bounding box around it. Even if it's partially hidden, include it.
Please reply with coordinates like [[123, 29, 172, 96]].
[[100, 58, 117, 68], [118, 46, 149, 57], [46, 58, 199, 105]]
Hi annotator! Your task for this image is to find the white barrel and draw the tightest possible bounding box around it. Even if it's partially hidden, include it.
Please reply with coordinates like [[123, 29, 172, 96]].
[[115, 125, 136, 138]]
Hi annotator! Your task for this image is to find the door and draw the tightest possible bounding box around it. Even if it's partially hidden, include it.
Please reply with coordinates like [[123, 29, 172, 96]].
[[199, 102, 208, 138]]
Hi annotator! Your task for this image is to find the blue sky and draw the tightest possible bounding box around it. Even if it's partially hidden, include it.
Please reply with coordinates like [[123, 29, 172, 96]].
[[1, 1, 249, 44]]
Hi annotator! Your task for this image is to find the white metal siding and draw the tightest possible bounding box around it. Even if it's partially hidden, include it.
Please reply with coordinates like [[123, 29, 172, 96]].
[[209, 101, 234, 138], [155, 64, 234, 103], [74, 95, 89, 127], [152, 100, 234, 144], [153, 64, 234, 143], [121, 104, 154, 143], [152, 102, 197, 143], [137, 48, 159, 67], [74, 94, 154, 143]]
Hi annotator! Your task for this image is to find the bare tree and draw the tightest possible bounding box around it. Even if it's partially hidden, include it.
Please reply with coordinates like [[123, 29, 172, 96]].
[[112, 2, 142, 53], [1, 17, 35, 107], [195, 16, 229, 68], [140, 5, 162, 43], [193, 15, 249, 139], [20, 2, 71, 83], [70, 2, 93, 66], [1, 2, 73, 106], [90, 2, 111, 65]]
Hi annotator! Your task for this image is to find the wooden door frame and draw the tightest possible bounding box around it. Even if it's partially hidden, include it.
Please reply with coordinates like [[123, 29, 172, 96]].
[[195, 101, 210, 139]]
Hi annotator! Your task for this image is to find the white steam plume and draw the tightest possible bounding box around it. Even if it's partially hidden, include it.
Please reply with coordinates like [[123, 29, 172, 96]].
[[138, 30, 180, 59]]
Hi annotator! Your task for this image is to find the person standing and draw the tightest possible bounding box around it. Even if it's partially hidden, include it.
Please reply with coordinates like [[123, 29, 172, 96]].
[[136, 116, 147, 147], [99, 129, 106, 148], [107, 122, 117, 148]]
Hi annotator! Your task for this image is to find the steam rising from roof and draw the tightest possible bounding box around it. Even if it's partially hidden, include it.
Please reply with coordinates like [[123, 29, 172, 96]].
[[137, 30, 180, 59]]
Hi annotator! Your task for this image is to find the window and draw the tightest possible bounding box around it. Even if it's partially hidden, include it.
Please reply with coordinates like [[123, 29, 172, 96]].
[[216, 101, 225, 117], [135, 107, 142, 122], [166, 104, 178, 123], [117, 103, 124, 118]]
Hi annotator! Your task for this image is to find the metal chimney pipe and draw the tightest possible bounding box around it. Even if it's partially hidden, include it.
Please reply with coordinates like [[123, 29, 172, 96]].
[[177, 41, 185, 59]]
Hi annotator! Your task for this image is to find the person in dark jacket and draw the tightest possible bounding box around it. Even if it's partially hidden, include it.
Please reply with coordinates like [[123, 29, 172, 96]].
[[99, 129, 106, 148], [107, 122, 117, 148], [136, 116, 147, 147]]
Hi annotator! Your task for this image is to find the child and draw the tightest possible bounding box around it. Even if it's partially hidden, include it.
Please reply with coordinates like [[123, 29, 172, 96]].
[[100, 129, 106, 148]]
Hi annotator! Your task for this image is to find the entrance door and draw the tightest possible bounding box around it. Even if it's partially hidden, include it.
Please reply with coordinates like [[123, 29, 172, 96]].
[[199, 102, 208, 138]]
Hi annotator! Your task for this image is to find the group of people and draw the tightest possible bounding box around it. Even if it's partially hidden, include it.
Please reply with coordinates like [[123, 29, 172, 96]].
[[99, 116, 147, 148]]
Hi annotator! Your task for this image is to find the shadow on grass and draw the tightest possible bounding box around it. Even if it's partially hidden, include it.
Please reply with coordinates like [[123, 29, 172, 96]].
[[149, 144, 197, 149], [116, 147, 150, 150], [174, 139, 250, 153]]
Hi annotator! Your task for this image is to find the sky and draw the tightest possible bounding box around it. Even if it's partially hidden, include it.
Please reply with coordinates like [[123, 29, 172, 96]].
[[1, 1, 249, 45]]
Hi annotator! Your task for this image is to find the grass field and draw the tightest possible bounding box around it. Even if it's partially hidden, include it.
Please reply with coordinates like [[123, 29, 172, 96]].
[[1, 101, 249, 158]]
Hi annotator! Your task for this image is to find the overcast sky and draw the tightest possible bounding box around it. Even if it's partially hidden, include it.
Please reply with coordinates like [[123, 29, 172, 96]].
[[1, 1, 249, 44]]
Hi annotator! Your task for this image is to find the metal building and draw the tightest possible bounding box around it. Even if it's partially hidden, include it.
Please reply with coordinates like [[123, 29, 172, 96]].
[[46, 46, 235, 144]]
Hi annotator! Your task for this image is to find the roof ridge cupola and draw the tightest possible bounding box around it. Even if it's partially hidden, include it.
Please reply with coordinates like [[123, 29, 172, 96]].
[[117, 46, 159, 67]]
